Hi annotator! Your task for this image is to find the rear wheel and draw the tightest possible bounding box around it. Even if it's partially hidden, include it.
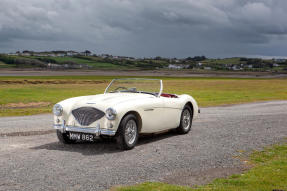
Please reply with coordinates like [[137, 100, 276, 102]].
[[177, 105, 193, 134], [116, 114, 139, 150], [56, 130, 76, 144]]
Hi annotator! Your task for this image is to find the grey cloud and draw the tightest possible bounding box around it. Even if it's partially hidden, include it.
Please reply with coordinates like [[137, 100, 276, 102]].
[[0, 0, 287, 57]]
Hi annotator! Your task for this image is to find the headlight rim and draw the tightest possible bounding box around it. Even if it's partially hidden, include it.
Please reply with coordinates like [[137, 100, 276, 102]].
[[53, 104, 63, 116], [106, 107, 117, 120]]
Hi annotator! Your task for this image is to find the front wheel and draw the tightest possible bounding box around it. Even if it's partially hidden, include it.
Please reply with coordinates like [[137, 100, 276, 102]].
[[177, 105, 193, 134], [116, 114, 139, 150]]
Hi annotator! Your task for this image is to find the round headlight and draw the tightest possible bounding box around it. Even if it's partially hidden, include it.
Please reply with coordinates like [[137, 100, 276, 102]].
[[106, 108, 117, 120], [53, 104, 63, 116]]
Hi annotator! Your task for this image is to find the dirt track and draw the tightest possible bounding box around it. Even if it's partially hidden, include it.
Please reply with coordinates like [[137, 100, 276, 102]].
[[0, 101, 287, 190], [1, 69, 287, 78]]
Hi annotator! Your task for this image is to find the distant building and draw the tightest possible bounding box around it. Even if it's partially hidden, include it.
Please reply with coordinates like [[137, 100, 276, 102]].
[[80, 50, 92, 56], [204, 66, 211, 70], [67, 51, 78, 56], [168, 64, 188, 69], [168, 64, 182, 69], [100, 54, 111, 58], [47, 63, 62, 69], [55, 53, 65, 57], [231, 65, 242, 70], [274, 59, 286, 63], [21, 50, 33, 56], [7, 53, 18, 56]]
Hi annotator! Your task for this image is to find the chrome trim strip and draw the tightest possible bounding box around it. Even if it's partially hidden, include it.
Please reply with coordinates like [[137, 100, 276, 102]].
[[54, 124, 62, 128], [53, 124, 116, 136], [100, 129, 117, 136], [66, 126, 100, 136]]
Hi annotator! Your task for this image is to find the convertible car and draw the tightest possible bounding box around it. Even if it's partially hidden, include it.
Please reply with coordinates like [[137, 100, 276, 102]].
[[53, 78, 199, 150]]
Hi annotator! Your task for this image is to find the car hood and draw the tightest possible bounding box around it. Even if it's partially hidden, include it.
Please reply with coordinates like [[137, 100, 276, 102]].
[[58, 93, 156, 113]]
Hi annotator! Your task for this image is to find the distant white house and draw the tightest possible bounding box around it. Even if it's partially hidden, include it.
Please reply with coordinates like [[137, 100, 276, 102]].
[[168, 64, 188, 69], [55, 53, 65, 57], [67, 51, 78, 56], [231, 65, 242, 70], [168, 64, 182, 69], [204, 66, 211, 70], [273, 63, 280, 67], [47, 63, 62, 69], [100, 54, 111, 58], [7, 53, 18, 56], [274, 59, 286, 63]]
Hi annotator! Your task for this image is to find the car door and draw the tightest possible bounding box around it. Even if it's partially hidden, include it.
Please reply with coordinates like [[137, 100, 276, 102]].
[[140, 96, 169, 133], [159, 96, 182, 130]]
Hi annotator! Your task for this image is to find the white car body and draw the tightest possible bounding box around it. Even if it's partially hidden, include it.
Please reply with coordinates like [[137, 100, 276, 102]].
[[53, 79, 199, 140]]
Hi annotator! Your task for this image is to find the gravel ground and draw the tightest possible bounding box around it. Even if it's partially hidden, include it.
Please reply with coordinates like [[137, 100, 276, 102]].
[[0, 114, 52, 135], [0, 101, 287, 191]]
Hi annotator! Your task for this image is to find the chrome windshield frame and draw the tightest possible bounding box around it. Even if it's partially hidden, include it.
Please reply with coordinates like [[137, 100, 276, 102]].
[[104, 78, 163, 97]]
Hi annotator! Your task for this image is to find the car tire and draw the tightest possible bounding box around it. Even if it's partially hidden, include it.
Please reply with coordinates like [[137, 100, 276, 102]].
[[116, 114, 139, 150], [56, 130, 76, 144], [177, 105, 193, 134]]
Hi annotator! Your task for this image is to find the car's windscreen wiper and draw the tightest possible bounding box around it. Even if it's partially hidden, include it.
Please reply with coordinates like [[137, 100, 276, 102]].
[[109, 90, 137, 93], [138, 91, 157, 96], [109, 90, 156, 96]]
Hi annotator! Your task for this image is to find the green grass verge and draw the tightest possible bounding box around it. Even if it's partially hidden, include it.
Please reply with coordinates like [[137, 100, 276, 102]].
[[0, 77, 287, 116], [113, 143, 287, 191], [204, 57, 241, 65], [31, 56, 130, 69], [0, 61, 15, 68]]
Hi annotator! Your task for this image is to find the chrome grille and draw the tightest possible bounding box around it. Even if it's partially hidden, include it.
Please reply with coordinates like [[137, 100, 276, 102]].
[[72, 107, 105, 126]]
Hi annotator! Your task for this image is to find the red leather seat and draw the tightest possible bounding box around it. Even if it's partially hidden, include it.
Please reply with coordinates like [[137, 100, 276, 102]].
[[161, 93, 178, 98]]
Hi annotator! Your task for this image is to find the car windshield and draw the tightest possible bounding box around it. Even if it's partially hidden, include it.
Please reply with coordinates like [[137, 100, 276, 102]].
[[105, 78, 162, 96]]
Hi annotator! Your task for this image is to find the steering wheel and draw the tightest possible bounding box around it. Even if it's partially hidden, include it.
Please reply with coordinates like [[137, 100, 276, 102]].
[[114, 86, 128, 92]]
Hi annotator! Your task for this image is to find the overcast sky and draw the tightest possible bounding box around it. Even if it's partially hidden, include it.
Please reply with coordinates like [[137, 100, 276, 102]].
[[0, 0, 286, 58]]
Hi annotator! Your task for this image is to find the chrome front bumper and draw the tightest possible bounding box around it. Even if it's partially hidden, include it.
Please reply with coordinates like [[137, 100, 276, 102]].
[[53, 123, 116, 136]]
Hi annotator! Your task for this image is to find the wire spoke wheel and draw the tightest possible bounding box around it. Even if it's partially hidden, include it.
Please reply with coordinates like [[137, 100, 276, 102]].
[[182, 109, 191, 130], [124, 119, 137, 145], [177, 105, 193, 134]]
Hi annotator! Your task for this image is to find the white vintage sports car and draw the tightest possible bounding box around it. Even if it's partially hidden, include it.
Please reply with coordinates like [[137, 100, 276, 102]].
[[53, 78, 199, 150]]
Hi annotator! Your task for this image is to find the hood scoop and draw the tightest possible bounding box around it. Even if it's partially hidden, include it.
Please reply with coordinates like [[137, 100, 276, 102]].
[[72, 107, 105, 126]]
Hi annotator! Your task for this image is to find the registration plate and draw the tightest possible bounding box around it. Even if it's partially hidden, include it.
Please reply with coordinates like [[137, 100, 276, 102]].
[[69, 132, 94, 142]]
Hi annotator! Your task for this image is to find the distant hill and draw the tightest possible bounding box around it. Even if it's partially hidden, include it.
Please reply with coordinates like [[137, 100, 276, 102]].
[[0, 52, 286, 72]]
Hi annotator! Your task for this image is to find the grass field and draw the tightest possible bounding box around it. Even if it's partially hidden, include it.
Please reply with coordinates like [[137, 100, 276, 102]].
[[204, 57, 241, 65], [0, 61, 15, 68], [113, 143, 287, 191], [31, 56, 129, 69], [0, 76, 287, 116]]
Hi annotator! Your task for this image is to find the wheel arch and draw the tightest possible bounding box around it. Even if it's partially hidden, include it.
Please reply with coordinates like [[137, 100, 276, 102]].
[[119, 110, 142, 133], [185, 101, 194, 118]]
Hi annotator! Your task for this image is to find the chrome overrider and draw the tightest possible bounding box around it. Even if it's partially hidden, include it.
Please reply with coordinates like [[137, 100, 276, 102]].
[[53, 121, 116, 136]]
